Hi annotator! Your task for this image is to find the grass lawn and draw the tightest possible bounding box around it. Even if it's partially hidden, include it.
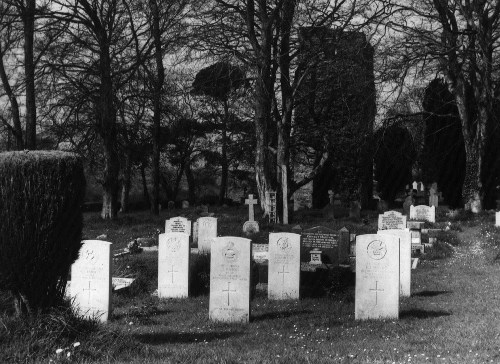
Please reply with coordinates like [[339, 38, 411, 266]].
[[2, 206, 500, 363]]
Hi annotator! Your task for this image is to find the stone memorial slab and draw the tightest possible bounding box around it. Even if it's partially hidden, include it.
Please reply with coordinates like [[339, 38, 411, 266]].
[[496, 211, 500, 227], [355, 234, 399, 320], [158, 233, 190, 298], [165, 216, 191, 236], [268, 233, 301, 300], [70, 240, 112, 322], [378, 211, 407, 230], [301, 226, 340, 265], [197, 217, 217, 252], [377, 229, 411, 297], [112, 277, 135, 291], [410, 205, 436, 223], [252, 244, 269, 263], [209, 237, 251, 323]]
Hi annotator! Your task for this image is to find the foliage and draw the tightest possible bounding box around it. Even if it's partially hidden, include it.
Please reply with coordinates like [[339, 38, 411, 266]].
[[0, 151, 85, 315], [191, 62, 247, 101], [189, 252, 211, 296]]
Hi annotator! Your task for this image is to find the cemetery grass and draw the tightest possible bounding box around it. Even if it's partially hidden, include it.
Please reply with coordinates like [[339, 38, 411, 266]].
[[2, 208, 500, 363]]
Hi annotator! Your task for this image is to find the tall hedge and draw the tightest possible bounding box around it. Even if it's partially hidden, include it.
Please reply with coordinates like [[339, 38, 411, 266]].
[[0, 151, 86, 316]]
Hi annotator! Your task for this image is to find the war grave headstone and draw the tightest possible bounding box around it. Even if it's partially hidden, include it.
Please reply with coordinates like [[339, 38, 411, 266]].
[[165, 216, 191, 236], [70, 240, 112, 322], [209, 237, 251, 323], [197, 217, 217, 252], [268, 233, 301, 300], [355, 234, 400, 320], [158, 233, 189, 298], [496, 211, 500, 227], [410, 205, 436, 223], [243, 194, 259, 234], [377, 229, 411, 297], [378, 210, 407, 231], [301, 226, 345, 267]]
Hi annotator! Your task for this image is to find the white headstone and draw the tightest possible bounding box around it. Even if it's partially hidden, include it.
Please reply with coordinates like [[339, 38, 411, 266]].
[[377, 229, 411, 297], [378, 211, 407, 230], [70, 240, 112, 322], [355, 234, 399, 320], [412, 181, 418, 190], [165, 216, 191, 236], [209, 237, 251, 323], [496, 211, 500, 227], [197, 217, 217, 252], [158, 233, 190, 298], [410, 205, 436, 223], [268, 233, 301, 300]]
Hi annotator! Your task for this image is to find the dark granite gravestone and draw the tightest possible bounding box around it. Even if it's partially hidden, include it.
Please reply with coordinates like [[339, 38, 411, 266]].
[[301, 226, 340, 266]]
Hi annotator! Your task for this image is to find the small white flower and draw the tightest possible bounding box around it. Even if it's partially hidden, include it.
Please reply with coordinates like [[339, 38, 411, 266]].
[[73, 342, 81, 348], [56, 348, 64, 355]]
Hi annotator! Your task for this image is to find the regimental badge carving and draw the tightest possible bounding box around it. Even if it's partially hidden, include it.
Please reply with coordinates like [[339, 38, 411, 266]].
[[367, 240, 387, 260], [166, 237, 181, 252], [83, 248, 95, 261], [277, 237, 291, 252], [223, 241, 239, 263]]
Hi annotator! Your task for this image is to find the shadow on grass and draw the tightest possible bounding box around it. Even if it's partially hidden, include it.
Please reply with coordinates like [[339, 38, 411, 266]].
[[135, 330, 242, 344], [113, 308, 172, 320], [400, 309, 452, 319], [412, 290, 453, 297], [251, 309, 312, 322]]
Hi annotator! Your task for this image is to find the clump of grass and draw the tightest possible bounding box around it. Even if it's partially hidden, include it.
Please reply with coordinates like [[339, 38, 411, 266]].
[[113, 254, 158, 297], [423, 240, 455, 260], [435, 230, 461, 247], [0, 306, 136, 363]]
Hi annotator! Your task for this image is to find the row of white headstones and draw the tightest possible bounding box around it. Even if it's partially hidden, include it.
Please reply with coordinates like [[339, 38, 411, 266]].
[[68, 227, 413, 324]]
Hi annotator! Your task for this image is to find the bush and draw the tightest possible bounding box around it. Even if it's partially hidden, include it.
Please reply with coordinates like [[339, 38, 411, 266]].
[[190, 252, 211, 296], [0, 151, 86, 316]]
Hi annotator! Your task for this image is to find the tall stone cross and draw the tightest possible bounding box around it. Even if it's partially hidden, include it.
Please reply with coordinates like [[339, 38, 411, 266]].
[[328, 190, 334, 205], [245, 194, 258, 222]]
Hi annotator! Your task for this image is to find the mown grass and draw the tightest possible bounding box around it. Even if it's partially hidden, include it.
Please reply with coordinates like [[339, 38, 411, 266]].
[[2, 206, 500, 363]]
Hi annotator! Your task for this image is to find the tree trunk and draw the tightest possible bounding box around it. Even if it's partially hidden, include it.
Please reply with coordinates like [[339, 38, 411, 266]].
[[23, 0, 37, 149], [140, 162, 151, 209], [120, 152, 132, 213], [219, 99, 229, 205], [185, 162, 196, 204], [173, 164, 185, 201]]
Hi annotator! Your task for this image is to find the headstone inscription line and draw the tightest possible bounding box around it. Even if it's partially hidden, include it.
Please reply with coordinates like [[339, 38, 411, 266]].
[[70, 240, 112, 322], [158, 233, 189, 298], [268, 233, 300, 300], [355, 234, 399, 320], [209, 237, 251, 323], [377, 229, 412, 297]]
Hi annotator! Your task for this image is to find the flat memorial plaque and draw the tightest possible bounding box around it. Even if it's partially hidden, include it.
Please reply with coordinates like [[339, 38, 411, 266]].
[[377, 229, 411, 297], [268, 233, 300, 300], [158, 233, 190, 298], [355, 234, 399, 320], [209, 237, 251, 323], [70, 240, 112, 322]]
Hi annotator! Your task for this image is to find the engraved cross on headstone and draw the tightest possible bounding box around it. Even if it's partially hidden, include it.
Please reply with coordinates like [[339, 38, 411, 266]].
[[222, 282, 236, 306], [168, 265, 179, 284], [83, 281, 96, 304], [369, 281, 384, 306], [277, 265, 290, 286], [245, 194, 258, 222]]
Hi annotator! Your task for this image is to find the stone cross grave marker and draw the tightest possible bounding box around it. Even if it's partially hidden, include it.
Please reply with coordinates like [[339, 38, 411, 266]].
[[165, 216, 191, 236], [243, 194, 259, 234], [158, 232, 189, 298], [301, 226, 347, 266], [378, 210, 407, 230], [377, 229, 411, 297], [355, 234, 399, 320], [197, 217, 217, 252], [410, 205, 436, 223], [70, 240, 112, 322], [268, 233, 300, 300], [209, 236, 251, 323]]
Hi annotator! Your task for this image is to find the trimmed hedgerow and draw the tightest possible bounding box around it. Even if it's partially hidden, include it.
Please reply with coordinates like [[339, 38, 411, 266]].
[[0, 151, 86, 316]]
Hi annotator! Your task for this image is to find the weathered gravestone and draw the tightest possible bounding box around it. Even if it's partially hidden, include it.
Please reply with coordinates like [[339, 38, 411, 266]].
[[410, 205, 436, 223], [165, 216, 191, 236], [378, 211, 407, 230], [402, 195, 413, 216], [209, 237, 251, 323], [70, 240, 112, 322], [355, 234, 399, 320], [377, 229, 411, 297], [158, 233, 189, 298], [243, 194, 259, 234], [197, 217, 217, 252], [182, 200, 189, 209], [301, 226, 348, 266], [496, 211, 500, 227], [252, 244, 269, 263], [268, 233, 300, 300]]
